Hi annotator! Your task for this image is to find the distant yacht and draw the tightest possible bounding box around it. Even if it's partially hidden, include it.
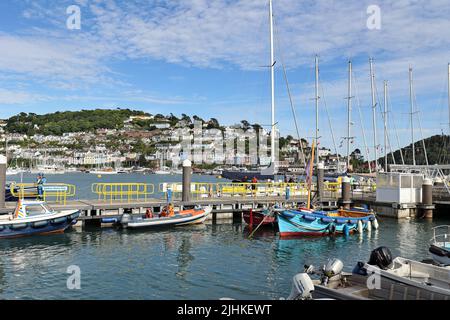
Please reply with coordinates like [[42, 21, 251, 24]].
[[88, 167, 118, 175]]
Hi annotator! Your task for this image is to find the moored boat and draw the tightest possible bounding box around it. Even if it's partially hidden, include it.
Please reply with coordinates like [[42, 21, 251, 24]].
[[242, 209, 276, 227], [0, 200, 80, 238], [277, 208, 377, 237], [288, 247, 450, 300], [428, 225, 450, 266], [119, 206, 212, 229]]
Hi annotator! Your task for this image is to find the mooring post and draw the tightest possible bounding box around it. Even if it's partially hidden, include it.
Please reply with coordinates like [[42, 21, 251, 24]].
[[182, 159, 192, 202], [317, 162, 324, 203], [421, 178, 434, 219], [0, 155, 6, 209], [340, 176, 352, 210]]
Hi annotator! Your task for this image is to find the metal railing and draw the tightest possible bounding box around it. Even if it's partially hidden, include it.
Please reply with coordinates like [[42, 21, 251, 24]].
[[92, 183, 155, 203], [9, 183, 76, 205]]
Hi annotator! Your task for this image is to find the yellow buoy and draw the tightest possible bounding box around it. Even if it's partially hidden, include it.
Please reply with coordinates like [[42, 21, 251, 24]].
[[97, 174, 102, 178]]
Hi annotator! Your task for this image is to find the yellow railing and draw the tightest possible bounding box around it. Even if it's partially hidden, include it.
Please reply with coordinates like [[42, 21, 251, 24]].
[[92, 183, 155, 203], [159, 182, 311, 199], [9, 183, 76, 205]]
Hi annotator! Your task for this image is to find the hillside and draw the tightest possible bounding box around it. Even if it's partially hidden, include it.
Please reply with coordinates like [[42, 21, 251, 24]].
[[384, 135, 450, 166], [5, 109, 148, 136]]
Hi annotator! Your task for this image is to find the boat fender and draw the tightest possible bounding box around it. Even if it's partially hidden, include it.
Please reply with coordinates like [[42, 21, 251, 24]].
[[51, 217, 68, 225], [366, 220, 372, 232], [321, 217, 335, 224], [372, 218, 379, 230], [303, 214, 316, 222], [328, 223, 336, 235], [343, 224, 350, 237], [0, 225, 4, 231], [429, 245, 450, 258], [357, 220, 363, 234]]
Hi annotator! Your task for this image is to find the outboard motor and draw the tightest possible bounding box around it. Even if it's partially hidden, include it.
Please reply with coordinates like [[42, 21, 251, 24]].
[[287, 273, 315, 300], [321, 258, 344, 285], [368, 246, 393, 270], [120, 213, 131, 228]]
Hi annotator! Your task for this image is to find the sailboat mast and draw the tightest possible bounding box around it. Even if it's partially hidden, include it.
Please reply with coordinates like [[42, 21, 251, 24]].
[[384, 80, 388, 171], [409, 66, 416, 166], [448, 63, 450, 135], [369, 58, 378, 173], [347, 61, 352, 172], [269, 0, 276, 165], [315, 55, 319, 167]]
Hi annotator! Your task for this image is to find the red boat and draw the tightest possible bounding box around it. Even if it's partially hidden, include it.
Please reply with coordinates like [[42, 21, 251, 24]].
[[243, 209, 276, 227]]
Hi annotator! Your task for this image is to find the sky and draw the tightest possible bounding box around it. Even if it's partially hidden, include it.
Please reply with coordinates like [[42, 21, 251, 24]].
[[0, 0, 449, 162]]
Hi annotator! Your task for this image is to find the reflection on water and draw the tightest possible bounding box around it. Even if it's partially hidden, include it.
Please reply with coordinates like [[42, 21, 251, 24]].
[[0, 217, 448, 299]]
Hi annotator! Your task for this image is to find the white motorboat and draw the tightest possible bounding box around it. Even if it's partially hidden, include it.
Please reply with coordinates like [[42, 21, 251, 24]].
[[288, 247, 450, 300], [429, 225, 450, 266]]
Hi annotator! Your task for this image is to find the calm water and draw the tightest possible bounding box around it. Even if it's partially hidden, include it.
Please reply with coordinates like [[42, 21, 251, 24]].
[[0, 216, 449, 300]]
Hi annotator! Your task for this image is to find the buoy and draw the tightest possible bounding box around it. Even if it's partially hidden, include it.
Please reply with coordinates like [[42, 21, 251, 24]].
[[97, 174, 102, 178], [372, 218, 379, 230], [357, 220, 363, 234], [343, 224, 350, 237]]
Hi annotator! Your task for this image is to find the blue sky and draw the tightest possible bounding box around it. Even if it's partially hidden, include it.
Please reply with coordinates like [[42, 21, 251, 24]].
[[0, 0, 449, 162]]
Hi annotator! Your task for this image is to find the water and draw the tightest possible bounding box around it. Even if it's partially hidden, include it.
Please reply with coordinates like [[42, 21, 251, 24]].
[[0, 216, 449, 300]]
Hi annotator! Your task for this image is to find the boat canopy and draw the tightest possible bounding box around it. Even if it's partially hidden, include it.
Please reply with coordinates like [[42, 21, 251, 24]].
[[13, 200, 53, 219]]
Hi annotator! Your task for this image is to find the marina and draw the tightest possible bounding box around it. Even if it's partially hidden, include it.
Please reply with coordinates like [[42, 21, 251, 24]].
[[0, 0, 449, 306]]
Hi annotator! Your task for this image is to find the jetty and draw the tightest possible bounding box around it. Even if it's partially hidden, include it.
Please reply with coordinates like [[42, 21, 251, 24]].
[[0, 158, 449, 226]]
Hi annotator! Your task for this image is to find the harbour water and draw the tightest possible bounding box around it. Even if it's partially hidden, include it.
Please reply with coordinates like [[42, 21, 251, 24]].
[[0, 215, 448, 300]]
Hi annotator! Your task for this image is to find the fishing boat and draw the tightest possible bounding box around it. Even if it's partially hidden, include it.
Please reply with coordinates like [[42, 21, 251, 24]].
[[288, 247, 450, 300], [0, 200, 80, 238], [429, 225, 450, 266], [277, 208, 377, 237], [119, 206, 212, 229]]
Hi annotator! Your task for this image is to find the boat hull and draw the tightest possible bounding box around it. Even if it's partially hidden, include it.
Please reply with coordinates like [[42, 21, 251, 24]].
[[0, 210, 80, 239], [429, 244, 450, 266], [277, 210, 374, 237], [243, 210, 276, 227], [122, 208, 211, 229]]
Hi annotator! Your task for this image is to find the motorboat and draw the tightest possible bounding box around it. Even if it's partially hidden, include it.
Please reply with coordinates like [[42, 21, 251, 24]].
[[276, 208, 378, 237], [119, 206, 212, 229], [288, 247, 450, 300], [429, 225, 450, 266], [0, 200, 80, 238]]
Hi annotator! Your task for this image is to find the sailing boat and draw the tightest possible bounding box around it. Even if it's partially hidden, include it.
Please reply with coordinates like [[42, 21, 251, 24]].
[[222, 0, 279, 183]]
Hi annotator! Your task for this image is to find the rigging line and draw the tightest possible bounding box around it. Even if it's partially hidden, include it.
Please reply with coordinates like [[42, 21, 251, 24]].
[[374, 80, 396, 165], [386, 88, 405, 165], [318, 82, 339, 163], [413, 92, 429, 166], [273, 17, 307, 167], [352, 71, 373, 173]]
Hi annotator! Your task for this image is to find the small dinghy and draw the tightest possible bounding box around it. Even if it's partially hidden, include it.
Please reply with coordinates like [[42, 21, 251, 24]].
[[243, 209, 276, 227], [0, 200, 80, 238], [277, 208, 378, 237], [429, 225, 450, 266], [288, 247, 450, 300], [119, 206, 212, 229]]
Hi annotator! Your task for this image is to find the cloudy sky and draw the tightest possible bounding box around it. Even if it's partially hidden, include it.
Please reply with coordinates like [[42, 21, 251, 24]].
[[0, 0, 449, 161]]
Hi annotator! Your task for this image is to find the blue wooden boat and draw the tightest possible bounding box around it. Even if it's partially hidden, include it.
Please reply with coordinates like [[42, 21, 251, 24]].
[[0, 200, 80, 238], [277, 209, 377, 237]]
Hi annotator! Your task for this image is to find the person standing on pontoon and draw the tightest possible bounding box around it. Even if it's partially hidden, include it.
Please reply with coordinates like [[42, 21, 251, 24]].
[[36, 173, 47, 200]]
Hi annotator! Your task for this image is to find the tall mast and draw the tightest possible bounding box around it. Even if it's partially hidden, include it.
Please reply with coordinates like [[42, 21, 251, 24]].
[[347, 60, 352, 172], [383, 80, 388, 171], [409, 66, 416, 166], [269, 0, 276, 165], [315, 55, 320, 167], [448, 63, 450, 135], [369, 58, 378, 173]]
